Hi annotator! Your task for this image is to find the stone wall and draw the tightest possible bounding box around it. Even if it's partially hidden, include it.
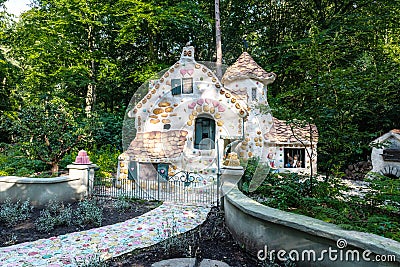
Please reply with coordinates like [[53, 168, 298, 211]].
[[0, 163, 97, 207], [0, 176, 86, 207], [221, 175, 400, 267]]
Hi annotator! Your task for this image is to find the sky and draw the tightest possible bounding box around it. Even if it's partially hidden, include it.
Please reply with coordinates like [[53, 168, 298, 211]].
[[4, 0, 31, 17]]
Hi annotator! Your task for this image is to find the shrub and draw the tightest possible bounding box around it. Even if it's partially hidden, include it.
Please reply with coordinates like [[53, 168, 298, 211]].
[[87, 145, 120, 178], [113, 196, 131, 212], [245, 171, 400, 242], [74, 250, 108, 267], [241, 157, 270, 193], [0, 144, 47, 176], [0, 199, 33, 227], [74, 199, 103, 228], [35, 209, 57, 232], [35, 200, 73, 232]]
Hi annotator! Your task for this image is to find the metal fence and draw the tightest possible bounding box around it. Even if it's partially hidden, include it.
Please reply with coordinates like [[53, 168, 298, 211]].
[[91, 170, 220, 205]]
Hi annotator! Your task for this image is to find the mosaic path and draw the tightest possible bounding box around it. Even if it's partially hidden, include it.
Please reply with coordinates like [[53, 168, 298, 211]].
[[0, 202, 211, 266]]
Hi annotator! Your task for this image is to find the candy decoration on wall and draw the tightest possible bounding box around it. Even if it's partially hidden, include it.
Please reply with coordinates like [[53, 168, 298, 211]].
[[212, 100, 220, 107], [158, 102, 170, 107], [153, 108, 163, 115]]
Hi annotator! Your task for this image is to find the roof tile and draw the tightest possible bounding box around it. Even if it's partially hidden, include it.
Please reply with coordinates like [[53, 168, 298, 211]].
[[222, 52, 277, 85], [265, 117, 318, 143], [126, 130, 188, 161]]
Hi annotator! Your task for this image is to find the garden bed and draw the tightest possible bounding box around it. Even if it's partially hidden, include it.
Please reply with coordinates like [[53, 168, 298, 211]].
[[0, 198, 278, 266], [241, 170, 400, 242], [0, 198, 160, 247]]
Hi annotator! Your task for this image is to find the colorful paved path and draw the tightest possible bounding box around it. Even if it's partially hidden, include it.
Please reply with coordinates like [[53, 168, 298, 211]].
[[0, 203, 211, 266]]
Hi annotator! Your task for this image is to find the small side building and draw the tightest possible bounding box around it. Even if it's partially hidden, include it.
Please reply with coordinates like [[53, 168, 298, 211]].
[[370, 129, 400, 178]]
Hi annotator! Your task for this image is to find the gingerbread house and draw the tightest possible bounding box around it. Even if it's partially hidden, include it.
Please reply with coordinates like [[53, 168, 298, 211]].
[[117, 45, 318, 184]]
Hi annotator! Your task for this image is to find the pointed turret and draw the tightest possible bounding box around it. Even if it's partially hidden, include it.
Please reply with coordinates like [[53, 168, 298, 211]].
[[222, 52, 276, 85]]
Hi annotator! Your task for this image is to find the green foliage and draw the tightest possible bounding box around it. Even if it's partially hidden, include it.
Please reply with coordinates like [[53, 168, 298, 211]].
[[87, 145, 120, 178], [112, 196, 132, 212], [12, 98, 84, 174], [73, 199, 103, 228], [0, 143, 47, 176], [35, 199, 73, 232], [0, 198, 33, 227], [245, 172, 400, 242], [35, 209, 58, 233], [74, 251, 108, 267], [241, 157, 270, 193], [90, 111, 124, 150], [365, 173, 400, 215]]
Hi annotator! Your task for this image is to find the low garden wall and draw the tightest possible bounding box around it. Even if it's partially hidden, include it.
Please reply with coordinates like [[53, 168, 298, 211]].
[[221, 173, 400, 267], [0, 176, 88, 207]]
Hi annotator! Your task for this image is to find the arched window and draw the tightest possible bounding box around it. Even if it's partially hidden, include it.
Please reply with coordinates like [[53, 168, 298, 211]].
[[194, 117, 215, 150]]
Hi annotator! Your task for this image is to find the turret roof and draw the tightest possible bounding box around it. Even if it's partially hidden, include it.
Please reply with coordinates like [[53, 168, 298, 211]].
[[222, 52, 276, 85]]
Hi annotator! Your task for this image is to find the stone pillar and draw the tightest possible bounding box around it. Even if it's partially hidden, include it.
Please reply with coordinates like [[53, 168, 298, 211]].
[[67, 150, 98, 197], [220, 166, 244, 201]]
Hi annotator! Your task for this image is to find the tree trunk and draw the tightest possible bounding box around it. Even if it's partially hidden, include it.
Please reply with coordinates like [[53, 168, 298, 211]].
[[85, 24, 96, 116], [215, 0, 223, 79], [51, 162, 59, 176], [86, 81, 96, 115]]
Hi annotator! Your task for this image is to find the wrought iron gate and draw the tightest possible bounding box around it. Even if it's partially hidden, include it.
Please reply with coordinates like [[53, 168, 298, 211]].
[[92, 168, 220, 205]]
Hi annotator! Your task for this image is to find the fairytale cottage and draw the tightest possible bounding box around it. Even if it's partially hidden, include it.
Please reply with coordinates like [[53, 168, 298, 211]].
[[117, 45, 318, 188]]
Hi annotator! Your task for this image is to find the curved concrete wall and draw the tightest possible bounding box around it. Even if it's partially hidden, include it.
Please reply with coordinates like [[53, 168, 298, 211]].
[[222, 178, 400, 267], [0, 176, 88, 207]]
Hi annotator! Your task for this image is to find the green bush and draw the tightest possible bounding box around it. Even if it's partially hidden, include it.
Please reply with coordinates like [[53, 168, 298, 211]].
[[0, 144, 47, 176], [35, 199, 73, 232], [35, 209, 57, 232], [244, 171, 400, 242], [74, 199, 103, 228], [0, 199, 33, 227], [87, 145, 120, 178], [113, 196, 132, 212], [241, 157, 271, 193]]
